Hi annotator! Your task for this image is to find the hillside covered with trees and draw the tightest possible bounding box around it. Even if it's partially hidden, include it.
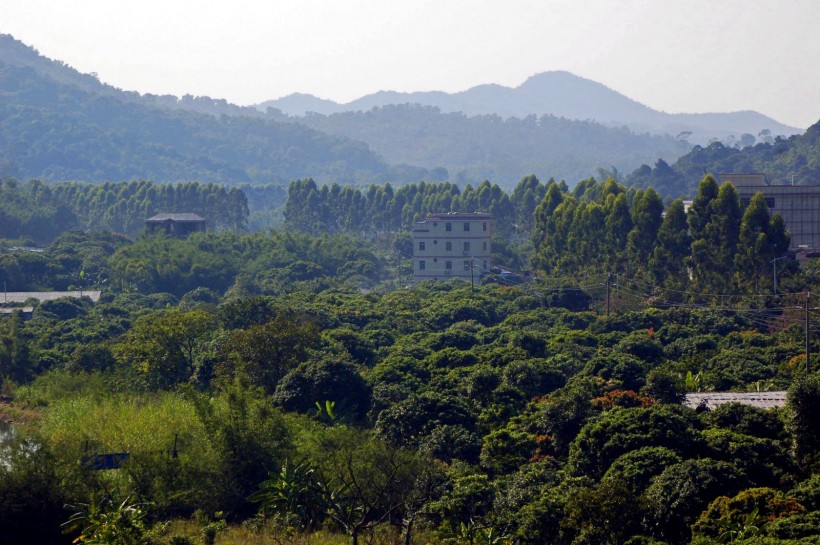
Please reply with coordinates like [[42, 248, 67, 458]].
[[1, 34, 691, 189], [289, 104, 691, 187], [626, 120, 820, 198], [1, 170, 820, 545], [0, 43, 413, 184]]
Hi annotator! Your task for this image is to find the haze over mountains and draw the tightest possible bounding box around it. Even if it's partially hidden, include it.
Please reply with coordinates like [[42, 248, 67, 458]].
[[258, 71, 802, 145], [0, 33, 804, 190]]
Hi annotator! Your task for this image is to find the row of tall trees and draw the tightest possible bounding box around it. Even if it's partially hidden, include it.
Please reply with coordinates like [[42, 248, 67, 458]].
[[532, 175, 790, 295], [283, 175, 560, 238], [0, 178, 248, 242]]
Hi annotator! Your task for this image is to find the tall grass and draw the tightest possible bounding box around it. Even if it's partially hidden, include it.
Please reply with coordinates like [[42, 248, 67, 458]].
[[38, 392, 224, 515]]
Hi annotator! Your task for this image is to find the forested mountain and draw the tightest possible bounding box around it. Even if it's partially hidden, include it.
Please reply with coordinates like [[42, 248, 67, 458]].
[[0, 35, 683, 189], [294, 104, 690, 187], [627, 118, 820, 198], [0, 35, 425, 185], [259, 71, 802, 144]]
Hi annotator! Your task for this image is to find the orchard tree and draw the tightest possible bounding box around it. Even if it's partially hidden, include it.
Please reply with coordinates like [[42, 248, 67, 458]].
[[114, 308, 216, 388]]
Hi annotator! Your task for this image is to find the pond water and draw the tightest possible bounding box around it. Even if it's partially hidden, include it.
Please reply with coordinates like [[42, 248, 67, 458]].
[[0, 420, 13, 468]]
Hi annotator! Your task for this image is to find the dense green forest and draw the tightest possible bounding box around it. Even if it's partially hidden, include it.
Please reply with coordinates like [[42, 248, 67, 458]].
[[282, 176, 554, 239], [627, 120, 820, 198], [0, 178, 248, 243], [1, 170, 820, 545]]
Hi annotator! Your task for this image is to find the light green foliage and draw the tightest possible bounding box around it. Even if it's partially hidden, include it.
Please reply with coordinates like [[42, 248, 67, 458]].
[[113, 307, 216, 388], [297, 425, 424, 545], [63, 493, 149, 545], [248, 460, 323, 529], [219, 317, 320, 393], [693, 488, 805, 542]]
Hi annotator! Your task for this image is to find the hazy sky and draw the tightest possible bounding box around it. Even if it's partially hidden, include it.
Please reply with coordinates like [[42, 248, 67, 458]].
[[3, 0, 819, 128]]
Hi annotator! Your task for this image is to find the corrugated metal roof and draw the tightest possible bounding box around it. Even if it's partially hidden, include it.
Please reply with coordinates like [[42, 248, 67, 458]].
[[683, 391, 787, 410], [145, 213, 205, 222], [0, 291, 102, 303], [0, 307, 33, 314]]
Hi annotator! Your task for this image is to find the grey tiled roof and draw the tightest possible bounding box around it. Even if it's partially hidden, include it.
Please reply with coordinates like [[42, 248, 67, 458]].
[[683, 391, 787, 410], [145, 213, 205, 222]]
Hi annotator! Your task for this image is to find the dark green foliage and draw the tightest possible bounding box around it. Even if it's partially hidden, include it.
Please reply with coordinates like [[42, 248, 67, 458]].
[[702, 428, 797, 489], [642, 458, 746, 543], [699, 402, 787, 441], [2, 216, 817, 545], [568, 405, 702, 479], [693, 487, 805, 542], [375, 392, 477, 461], [649, 198, 691, 290], [604, 446, 682, 496], [190, 385, 291, 517], [219, 317, 321, 393], [0, 438, 68, 545], [642, 368, 686, 404], [273, 359, 371, 421], [786, 377, 820, 471]]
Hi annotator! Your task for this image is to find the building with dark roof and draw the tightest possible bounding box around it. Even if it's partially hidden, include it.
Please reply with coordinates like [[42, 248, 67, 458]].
[[145, 213, 206, 237]]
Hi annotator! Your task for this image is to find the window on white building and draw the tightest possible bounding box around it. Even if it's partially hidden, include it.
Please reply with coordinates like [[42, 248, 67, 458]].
[[463, 241, 470, 252], [419, 241, 425, 251], [446, 241, 452, 251], [463, 222, 470, 231], [419, 260, 426, 270], [446, 223, 452, 232], [445, 261, 452, 270]]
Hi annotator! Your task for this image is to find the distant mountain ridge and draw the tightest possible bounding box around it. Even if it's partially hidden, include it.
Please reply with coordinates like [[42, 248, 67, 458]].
[[258, 71, 802, 145], [0, 34, 411, 184], [0, 33, 800, 189]]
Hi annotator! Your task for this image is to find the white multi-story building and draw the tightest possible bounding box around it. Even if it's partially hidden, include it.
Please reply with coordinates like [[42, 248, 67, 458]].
[[411, 212, 493, 283]]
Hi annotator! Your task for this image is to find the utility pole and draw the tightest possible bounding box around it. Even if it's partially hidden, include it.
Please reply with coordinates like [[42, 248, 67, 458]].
[[771, 256, 786, 294], [806, 292, 811, 378], [606, 273, 611, 317], [470, 258, 475, 293]]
